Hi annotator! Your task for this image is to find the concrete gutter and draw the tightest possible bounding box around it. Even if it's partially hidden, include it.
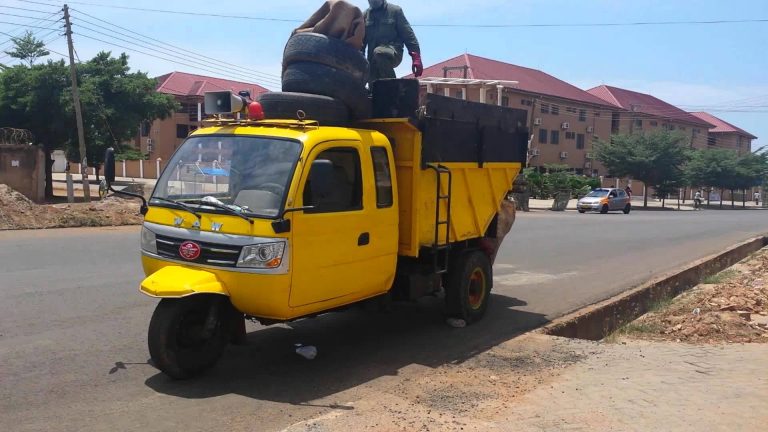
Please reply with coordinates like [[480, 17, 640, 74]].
[[540, 235, 768, 340]]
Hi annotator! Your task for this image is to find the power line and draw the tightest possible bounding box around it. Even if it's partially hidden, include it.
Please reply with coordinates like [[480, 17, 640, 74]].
[[70, 9, 281, 83], [0, 5, 60, 15], [73, 20, 281, 85], [75, 33, 278, 89], [23, 1, 768, 28], [0, 12, 61, 22], [0, 20, 63, 31]]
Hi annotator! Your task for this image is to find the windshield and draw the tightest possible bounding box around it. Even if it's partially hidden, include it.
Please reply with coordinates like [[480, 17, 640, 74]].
[[585, 189, 610, 198], [152, 135, 302, 218]]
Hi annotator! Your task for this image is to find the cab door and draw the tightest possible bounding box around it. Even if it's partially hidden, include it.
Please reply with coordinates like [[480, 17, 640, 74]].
[[289, 140, 398, 307]]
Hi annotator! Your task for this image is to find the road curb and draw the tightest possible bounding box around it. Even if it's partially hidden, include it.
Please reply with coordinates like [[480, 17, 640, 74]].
[[538, 235, 768, 340]]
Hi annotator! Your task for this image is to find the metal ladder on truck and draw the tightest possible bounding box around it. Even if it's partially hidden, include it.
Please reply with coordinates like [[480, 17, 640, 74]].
[[426, 164, 452, 274]]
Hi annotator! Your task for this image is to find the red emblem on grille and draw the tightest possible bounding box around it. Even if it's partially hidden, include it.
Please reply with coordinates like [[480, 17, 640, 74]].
[[179, 241, 201, 260]]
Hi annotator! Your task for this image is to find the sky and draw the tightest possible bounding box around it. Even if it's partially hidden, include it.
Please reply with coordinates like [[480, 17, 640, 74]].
[[1, 0, 766, 149]]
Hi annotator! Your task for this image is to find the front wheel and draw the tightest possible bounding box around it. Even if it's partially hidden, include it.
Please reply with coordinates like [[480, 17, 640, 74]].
[[444, 250, 493, 324], [148, 295, 231, 379], [578, 209, 586, 214], [600, 204, 609, 214]]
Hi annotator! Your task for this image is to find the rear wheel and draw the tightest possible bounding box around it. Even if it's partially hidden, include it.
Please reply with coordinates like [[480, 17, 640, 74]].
[[623, 204, 631, 214], [444, 250, 492, 324], [600, 204, 609, 214], [148, 295, 231, 379], [578, 209, 586, 214]]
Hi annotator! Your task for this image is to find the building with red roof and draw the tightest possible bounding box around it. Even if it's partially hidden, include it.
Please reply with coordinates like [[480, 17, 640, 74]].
[[134, 72, 268, 161], [587, 85, 714, 150], [413, 54, 623, 175], [690, 111, 757, 155]]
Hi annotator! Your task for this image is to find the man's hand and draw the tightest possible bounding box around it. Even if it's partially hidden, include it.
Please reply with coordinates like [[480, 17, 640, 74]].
[[410, 51, 423, 77]]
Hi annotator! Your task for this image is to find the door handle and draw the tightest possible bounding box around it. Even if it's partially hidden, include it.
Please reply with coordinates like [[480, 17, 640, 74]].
[[358, 232, 370, 246]]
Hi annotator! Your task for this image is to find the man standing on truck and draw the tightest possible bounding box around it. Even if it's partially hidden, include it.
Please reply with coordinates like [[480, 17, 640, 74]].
[[362, 0, 423, 85]]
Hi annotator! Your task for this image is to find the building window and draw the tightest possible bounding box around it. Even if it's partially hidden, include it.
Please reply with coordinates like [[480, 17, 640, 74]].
[[594, 111, 601, 117], [680, 126, 686, 131], [551, 130, 560, 144], [551, 105, 560, 115], [539, 128, 548, 144], [576, 134, 585, 149], [578, 109, 587, 122], [565, 131, 576, 140], [176, 124, 190, 139], [520, 98, 532, 106], [708, 136, 717, 146], [502, 96, 509, 107], [669, 125, 676, 131], [566, 107, 576, 113], [650, 121, 658, 127], [541, 103, 550, 114], [140, 121, 151, 137], [634, 119, 643, 129]]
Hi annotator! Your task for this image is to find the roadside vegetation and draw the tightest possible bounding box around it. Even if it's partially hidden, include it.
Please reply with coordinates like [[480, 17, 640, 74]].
[[594, 130, 768, 209], [0, 33, 177, 199], [606, 250, 768, 344]]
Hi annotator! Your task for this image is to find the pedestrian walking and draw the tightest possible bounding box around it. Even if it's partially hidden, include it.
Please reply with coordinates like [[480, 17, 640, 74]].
[[754, 191, 760, 206], [624, 185, 632, 199]]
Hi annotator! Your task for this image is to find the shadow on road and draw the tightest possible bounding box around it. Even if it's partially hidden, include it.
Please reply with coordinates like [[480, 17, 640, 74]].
[[144, 293, 547, 404]]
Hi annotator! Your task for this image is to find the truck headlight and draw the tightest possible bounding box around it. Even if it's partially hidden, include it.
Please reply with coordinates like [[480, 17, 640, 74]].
[[141, 226, 157, 254], [238, 241, 286, 269]]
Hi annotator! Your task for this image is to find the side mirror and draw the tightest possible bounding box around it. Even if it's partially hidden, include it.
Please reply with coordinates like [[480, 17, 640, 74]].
[[308, 159, 334, 203], [104, 147, 116, 187]]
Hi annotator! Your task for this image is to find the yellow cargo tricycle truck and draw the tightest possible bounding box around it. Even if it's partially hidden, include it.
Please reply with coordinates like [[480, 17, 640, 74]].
[[103, 89, 529, 379]]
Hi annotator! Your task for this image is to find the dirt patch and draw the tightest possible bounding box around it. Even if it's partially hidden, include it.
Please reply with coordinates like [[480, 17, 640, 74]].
[[0, 184, 143, 230], [614, 248, 768, 344]]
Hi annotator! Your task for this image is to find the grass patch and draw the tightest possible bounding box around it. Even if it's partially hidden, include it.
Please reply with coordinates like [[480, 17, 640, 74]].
[[702, 269, 738, 285], [604, 320, 663, 343]]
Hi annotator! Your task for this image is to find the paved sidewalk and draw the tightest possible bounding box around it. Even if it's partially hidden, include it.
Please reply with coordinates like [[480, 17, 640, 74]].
[[528, 197, 763, 212], [278, 335, 768, 432], [502, 338, 768, 432]]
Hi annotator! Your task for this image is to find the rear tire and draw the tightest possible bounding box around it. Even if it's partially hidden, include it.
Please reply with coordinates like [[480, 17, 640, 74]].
[[623, 204, 631, 214], [283, 32, 368, 84], [148, 296, 231, 380], [444, 250, 492, 324], [600, 204, 609, 214], [282, 62, 371, 119], [578, 209, 586, 214], [258, 92, 350, 125]]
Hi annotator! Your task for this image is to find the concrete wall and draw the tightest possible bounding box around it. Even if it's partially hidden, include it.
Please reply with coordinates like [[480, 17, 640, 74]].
[[0, 145, 45, 203]]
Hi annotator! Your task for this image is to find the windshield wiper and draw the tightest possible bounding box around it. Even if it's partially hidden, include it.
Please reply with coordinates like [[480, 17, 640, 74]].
[[150, 197, 202, 219], [186, 198, 254, 224]]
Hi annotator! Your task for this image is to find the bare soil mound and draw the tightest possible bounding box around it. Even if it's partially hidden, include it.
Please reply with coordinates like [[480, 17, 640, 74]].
[[621, 249, 768, 344], [0, 184, 143, 230]]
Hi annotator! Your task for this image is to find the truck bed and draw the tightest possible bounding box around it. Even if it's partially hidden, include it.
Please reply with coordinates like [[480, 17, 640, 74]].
[[360, 95, 529, 258]]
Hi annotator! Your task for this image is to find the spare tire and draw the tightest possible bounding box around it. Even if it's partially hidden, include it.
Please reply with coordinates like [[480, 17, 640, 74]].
[[257, 92, 350, 125], [282, 62, 370, 119], [283, 33, 368, 84]]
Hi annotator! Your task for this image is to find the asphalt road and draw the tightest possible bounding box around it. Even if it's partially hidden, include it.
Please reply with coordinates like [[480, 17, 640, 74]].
[[1, 209, 767, 432]]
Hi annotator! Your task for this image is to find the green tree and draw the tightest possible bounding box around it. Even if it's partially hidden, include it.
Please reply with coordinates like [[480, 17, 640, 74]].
[[63, 52, 177, 178], [595, 130, 691, 208], [0, 60, 71, 198], [3, 31, 50, 66]]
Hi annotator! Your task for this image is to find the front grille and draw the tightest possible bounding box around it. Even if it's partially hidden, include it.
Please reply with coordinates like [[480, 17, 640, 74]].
[[155, 234, 242, 268]]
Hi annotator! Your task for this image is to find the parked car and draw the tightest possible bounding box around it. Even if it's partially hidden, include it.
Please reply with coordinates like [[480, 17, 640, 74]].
[[577, 188, 631, 214]]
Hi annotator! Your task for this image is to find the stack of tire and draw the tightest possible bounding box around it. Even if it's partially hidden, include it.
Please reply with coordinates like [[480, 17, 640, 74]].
[[257, 32, 371, 125]]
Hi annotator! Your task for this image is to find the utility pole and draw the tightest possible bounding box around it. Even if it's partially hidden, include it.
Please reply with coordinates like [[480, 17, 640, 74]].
[[63, 4, 90, 201]]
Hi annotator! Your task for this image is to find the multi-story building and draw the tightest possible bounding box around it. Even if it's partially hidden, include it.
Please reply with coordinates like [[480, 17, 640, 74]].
[[690, 111, 757, 155], [415, 54, 621, 176], [587, 85, 714, 149], [133, 71, 268, 162]]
